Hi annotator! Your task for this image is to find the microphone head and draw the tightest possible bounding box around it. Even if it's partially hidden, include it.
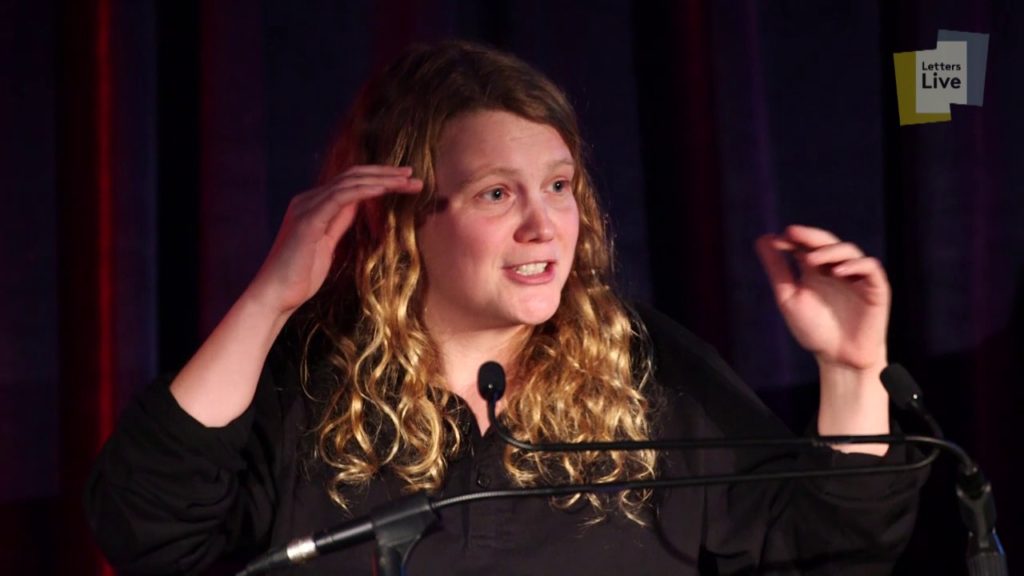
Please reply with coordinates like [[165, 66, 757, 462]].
[[477, 361, 506, 403], [880, 363, 924, 410]]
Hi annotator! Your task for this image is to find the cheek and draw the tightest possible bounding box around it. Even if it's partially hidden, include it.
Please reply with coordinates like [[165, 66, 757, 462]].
[[417, 219, 456, 283], [560, 209, 582, 274], [562, 205, 581, 248], [453, 222, 505, 272], [419, 216, 498, 279]]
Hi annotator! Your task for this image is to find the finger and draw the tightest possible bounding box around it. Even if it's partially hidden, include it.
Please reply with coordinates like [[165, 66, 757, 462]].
[[755, 234, 797, 303], [346, 164, 413, 173], [801, 242, 865, 268], [336, 165, 415, 180], [305, 175, 422, 218], [320, 180, 424, 241], [781, 224, 842, 249], [833, 257, 891, 307], [318, 186, 386, 248], [320, 180, 421, 218], [331, 174, 423, 195], [316, 165, 417, 198], [305, 184, 385, 232], [324, 200, 360, 245], [762, 234, 799, 252], [299, 163, 417, 206], [832, 256, 889, 287]]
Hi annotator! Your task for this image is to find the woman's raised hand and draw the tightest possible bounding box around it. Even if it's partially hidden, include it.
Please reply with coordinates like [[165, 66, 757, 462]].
[[755, 225, 891, 371], [168, 166, 419, 427], [246, 165, 422, 317]]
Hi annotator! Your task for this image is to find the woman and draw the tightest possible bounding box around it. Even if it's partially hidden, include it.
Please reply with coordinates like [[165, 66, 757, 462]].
[[87, 41, 922, 575]]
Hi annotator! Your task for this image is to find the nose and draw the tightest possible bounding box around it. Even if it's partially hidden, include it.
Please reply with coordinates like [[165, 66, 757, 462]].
[[513, 194, 555, 243]]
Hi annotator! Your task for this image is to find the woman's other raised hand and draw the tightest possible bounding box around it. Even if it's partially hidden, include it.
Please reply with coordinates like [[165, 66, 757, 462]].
[[245, 165, 422, 317]]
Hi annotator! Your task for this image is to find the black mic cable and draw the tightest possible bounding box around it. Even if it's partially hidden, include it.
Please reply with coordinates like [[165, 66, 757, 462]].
[[479, 361, 1007, 576], [478, 361, 946, 456], [238, 362, 1003, 575]]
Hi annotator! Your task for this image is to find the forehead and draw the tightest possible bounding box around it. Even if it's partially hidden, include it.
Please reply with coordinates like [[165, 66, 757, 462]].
[[435, 110, 573, 174]]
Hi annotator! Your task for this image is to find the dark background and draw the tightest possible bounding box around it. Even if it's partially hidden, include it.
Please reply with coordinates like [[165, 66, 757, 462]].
[[1, 0, 1021, 574]]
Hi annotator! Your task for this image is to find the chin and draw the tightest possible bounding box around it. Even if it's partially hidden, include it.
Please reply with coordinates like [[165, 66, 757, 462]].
[[510, 296, 562, 327]]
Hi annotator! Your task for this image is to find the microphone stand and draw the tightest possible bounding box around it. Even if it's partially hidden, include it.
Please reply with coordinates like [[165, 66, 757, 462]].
[[479, 362, 1008, 576], [239, 441, 937, 576], [881, 363, 1007, 576], [237, 363, 1006, 576]]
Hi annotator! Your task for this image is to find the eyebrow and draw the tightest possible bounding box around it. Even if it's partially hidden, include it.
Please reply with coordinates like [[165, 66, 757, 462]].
[[457, 158, 575, 190]]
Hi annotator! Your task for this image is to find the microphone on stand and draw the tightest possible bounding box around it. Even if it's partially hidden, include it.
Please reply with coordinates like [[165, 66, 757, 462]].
[[238, 362, 1004, 576], [235, 494, 436, 576], [479, 361, 939, 454], [482, 360, 1007, 576], [881, 365, 1007, 576]]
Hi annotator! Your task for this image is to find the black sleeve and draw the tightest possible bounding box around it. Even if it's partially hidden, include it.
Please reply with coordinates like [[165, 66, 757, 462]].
[[634, 302, 927, 575], [84, 337, 300, 575]]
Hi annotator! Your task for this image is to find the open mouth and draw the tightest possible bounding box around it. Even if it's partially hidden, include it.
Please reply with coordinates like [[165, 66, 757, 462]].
[[513, 262, 550, 276]]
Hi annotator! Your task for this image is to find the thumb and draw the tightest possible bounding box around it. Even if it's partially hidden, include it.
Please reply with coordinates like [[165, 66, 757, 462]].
[[755, 234, 798, 304]]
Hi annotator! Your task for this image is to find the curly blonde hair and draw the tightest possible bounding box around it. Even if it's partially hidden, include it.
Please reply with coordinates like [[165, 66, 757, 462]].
[[301, 40, 657, 522]]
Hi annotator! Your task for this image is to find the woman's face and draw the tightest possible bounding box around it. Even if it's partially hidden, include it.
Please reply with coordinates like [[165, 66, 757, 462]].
[[417, 110, 580, 337]]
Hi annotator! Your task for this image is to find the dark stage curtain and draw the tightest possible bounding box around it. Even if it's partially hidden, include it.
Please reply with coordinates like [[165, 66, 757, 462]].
[[1, 1, 1020, 574]]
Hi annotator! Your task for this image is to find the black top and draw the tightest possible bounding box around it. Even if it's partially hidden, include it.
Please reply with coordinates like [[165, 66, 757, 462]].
[[86, 304, 925, 575]]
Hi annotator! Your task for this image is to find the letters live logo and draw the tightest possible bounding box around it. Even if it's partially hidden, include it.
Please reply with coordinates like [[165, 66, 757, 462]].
[[893, 30, 989, 126]]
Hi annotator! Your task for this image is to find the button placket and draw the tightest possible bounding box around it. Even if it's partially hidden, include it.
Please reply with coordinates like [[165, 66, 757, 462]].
[[465, 432, 518, 550]]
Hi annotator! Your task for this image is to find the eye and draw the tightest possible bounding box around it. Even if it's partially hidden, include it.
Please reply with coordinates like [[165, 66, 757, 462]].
[[552, 179, 571, 194], [480, 187, 507, 202]]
